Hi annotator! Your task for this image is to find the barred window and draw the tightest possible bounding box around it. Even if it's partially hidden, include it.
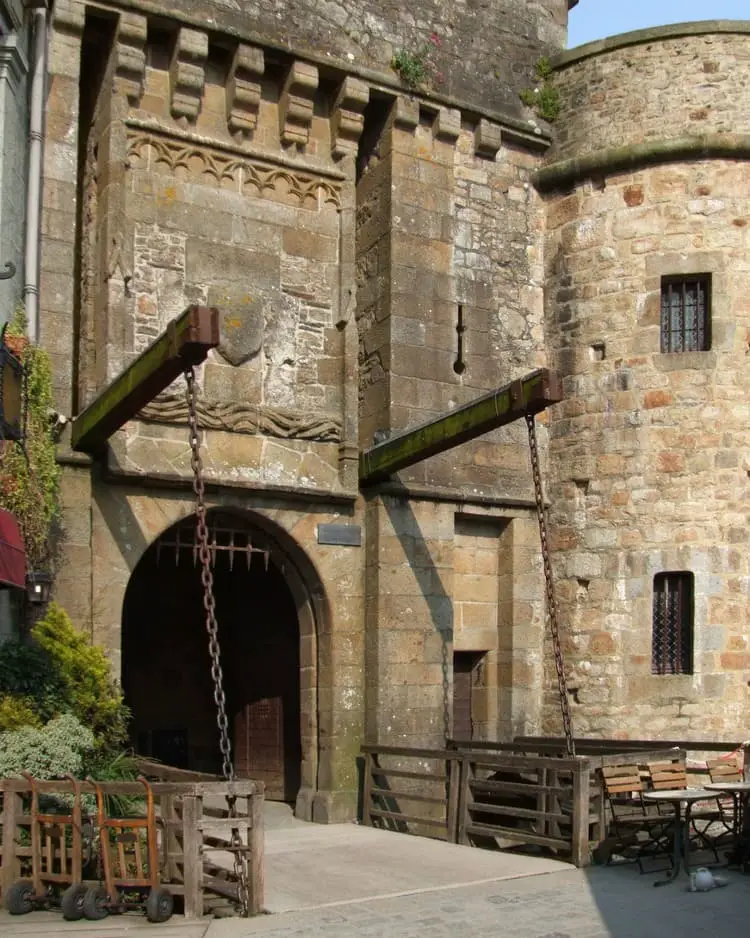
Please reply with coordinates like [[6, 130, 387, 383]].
[[652, 572, 694, 675], [660, 276, 711, 353]]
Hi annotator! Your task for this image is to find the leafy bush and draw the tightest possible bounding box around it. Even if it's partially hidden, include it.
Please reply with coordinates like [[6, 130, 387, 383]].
[[0, 712, 94, 779], [0, 695, 41, 731], [33, 603, 130, 754], [520, 57, 561, 122], [0, 604, 130, 756]]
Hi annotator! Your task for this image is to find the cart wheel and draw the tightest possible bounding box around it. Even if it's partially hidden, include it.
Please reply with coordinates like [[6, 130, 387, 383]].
[[61, 883, 88, 921], [146, 886, 174, 923], [5, 880, 35, 915], [82, 885, 110, 920]]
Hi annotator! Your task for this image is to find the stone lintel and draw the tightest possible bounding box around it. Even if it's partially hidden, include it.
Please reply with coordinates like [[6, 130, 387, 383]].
[[51, 0, 85, 34], [279, 60, 319, 148], [169, 26, 208, 124], [226, 42, 264, 141], [114, 11, 147, 105], [331, 76, 370, 160]]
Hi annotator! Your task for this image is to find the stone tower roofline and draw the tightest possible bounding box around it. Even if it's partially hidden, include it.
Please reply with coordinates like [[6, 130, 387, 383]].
[[552, 18, 750, 68]]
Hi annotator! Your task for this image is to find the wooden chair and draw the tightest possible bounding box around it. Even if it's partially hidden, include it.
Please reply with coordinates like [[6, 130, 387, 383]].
[[596, 764, 674, 874], [645, 760, 721, 862], [707, 756, 743, 840]]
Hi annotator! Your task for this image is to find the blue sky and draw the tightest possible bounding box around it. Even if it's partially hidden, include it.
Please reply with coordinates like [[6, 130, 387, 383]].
[[568, 1, 750, 48]]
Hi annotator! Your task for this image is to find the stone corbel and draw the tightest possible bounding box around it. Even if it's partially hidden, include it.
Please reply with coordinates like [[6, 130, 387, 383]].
[[391, 96, 419, 132], [331, 76, 369, 161], [435, 106, 461, 143], [475, 118, 503, 159], [114, 12, 147, 105], [279, 61, 319, 148], [170, 27, 208, 124], [51, 0, 85, 35], [226, 43, 264, 141]]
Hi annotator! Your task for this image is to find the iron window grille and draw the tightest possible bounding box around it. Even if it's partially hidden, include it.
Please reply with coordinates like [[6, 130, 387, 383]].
[[660, 276, 711, 353], [652, 572, 694, 675]]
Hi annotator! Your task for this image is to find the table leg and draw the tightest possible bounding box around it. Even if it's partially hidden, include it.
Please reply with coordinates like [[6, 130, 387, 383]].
[[653, 803, 682, 887]]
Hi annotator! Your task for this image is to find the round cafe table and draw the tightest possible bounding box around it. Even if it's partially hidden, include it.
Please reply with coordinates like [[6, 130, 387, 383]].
[[642, 788, 719, 886], [706, 780, 750, 868]]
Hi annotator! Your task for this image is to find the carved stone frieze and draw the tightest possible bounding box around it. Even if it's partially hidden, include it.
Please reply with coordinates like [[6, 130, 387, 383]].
[[138, 393, 343, 443], [331, 77, 370, 161], [126, 127, 342, 208], [279, 61, 319, 148], [226, 43, 264, 141], [170, 27, 208, 124], [114, 11, 147, 105]]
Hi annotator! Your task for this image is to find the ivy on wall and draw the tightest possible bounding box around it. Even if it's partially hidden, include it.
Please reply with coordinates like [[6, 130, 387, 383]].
[[0, 308, 61, 570]]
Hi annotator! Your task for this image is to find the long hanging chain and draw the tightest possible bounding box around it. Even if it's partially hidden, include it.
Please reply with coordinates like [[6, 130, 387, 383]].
[[526, 413, 576, 758], [185, 366, 250, 917]]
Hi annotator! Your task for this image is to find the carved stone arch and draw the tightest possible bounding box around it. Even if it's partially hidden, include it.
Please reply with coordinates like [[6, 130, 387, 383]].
[[116, 496, 330, 818]]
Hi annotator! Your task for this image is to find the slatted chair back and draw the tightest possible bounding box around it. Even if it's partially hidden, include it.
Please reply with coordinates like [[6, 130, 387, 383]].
[[601, 764, 644, 802], [707, 757, 743, 784], [647, 761, 687, 791]]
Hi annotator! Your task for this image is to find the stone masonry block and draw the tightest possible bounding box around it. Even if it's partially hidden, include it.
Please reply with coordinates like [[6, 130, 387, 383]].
[[391, 96, 419, 131], [170, 27, 208, 124], [435, 107, 461, 142]]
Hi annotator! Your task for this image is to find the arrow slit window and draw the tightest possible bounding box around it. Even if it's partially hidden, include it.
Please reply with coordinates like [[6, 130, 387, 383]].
[[660, 275, 711, 353], [652, 572, 694, 675]]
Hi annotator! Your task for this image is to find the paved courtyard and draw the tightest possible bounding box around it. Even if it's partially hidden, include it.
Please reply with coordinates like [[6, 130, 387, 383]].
[[1, 811, 748, 937]]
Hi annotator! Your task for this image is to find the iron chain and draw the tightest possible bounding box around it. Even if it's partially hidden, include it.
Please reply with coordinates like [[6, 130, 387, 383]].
[[185, 366, 250, 917], [526, 413, 576, 758]]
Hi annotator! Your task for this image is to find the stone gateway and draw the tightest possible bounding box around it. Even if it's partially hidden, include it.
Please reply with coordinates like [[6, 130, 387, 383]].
[[41, 0, 750, 821]]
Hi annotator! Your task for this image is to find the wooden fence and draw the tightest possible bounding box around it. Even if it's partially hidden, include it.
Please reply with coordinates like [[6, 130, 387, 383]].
[[0, 777, 264, 917], [360, 739, 737, 866]]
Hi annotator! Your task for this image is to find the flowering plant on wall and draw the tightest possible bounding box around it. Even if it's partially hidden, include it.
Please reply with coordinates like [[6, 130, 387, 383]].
[[520, 57, 561, 122], [392, 32, 445, 90]]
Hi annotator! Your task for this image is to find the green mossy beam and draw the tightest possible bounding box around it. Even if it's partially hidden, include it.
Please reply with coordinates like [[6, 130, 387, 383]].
[[359, 368, 563, 485], [71, 305, 220, 454]]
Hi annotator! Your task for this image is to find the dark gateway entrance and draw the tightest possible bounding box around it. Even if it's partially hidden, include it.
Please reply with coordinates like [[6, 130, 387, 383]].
[[122, 511, 302, 802]]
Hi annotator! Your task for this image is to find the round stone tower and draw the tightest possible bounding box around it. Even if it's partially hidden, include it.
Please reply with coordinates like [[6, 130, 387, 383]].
[[540, 22, 750, 739]]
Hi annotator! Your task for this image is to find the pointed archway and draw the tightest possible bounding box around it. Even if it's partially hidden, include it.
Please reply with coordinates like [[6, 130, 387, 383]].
[[121, 509, 313, 803]]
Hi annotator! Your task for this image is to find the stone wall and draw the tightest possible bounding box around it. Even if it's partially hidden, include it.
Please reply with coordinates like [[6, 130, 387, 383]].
[[151, 0, 569, 118], [541, 25, 750, 739], [550, 23, 750, 160]]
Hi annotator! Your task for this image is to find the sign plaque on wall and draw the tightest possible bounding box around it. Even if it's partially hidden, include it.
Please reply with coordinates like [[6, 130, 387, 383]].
[[316, 523, 362, 547]]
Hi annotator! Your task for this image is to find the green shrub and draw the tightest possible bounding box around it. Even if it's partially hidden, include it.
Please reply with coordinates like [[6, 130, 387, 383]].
[[0, 695, 41, 731], [0, 639, 65, 722], [33, 603, 130, 754], [0, 712, 94, 779]]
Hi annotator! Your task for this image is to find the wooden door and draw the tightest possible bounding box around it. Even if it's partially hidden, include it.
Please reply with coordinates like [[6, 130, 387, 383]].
[[453, 653, 474, 741], [235, 697, 285, 800]]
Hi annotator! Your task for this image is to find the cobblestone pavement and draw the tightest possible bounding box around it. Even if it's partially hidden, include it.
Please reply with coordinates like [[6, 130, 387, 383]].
[[3, 864, 749, 938]]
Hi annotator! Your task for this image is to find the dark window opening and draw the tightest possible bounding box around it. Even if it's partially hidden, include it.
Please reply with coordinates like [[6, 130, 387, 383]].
[[652, 572, 694, 675], [660, 275, 711, 353], [452, 651, 484, 741]]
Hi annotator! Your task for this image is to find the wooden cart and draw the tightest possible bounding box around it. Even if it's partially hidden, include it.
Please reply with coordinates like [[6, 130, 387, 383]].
[[5, 773, 89, 920], [83, 776, 173, 923]]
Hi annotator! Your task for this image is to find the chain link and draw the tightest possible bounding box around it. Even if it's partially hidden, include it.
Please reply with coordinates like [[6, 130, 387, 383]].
[[185, 366, 250, 917], [526, 413, 576, 758]]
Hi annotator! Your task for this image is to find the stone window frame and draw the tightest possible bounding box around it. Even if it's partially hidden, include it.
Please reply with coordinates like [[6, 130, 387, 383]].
[[659, 274, 712, 354], [652, 571, 694, 676]]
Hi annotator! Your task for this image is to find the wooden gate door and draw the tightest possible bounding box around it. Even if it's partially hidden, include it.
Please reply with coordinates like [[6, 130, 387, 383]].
[[235, 697, 285, 800]]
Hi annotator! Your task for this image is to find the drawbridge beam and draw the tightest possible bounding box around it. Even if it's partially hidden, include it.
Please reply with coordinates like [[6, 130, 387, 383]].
[[71, 305, 220, 454], [359, 368, 563, 485]]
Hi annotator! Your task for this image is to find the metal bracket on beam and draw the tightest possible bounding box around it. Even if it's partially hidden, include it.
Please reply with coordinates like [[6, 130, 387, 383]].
[[359, 368, 563, 485], [71, 305, 220, 454]]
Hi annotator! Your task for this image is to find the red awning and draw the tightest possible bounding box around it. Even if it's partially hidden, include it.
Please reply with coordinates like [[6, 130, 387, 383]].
[[0, 508, 26, 589]]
